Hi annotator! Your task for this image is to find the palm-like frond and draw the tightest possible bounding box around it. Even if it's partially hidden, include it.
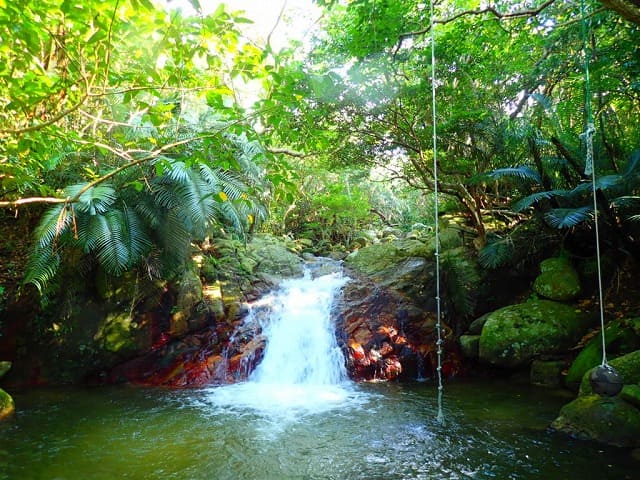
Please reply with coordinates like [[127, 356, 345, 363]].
[[34, 204, 74, 248], [478, 235, 515, 269], [544, 206, 592, 229], [66, 183, 117, 215], [488, 166, 542, 184], [24, 246, 61, 294], [512, 189, 569, 212]]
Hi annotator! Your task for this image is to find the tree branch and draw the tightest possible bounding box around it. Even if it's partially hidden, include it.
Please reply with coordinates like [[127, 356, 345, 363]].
[[398, 0, 558, 43]]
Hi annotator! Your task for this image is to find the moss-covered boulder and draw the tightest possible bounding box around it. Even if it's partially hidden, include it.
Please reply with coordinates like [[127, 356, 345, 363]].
[[533, 257, 581, 301], [0, 361, 11, 379], [478, 299, 593, 368], [459, 335, 480, 359], [0, 387, 14, 420], [530, 359, 565, 387], [566, 318, 640, 388], [551, 394, 640, 447], [579, 349, 640, 396]]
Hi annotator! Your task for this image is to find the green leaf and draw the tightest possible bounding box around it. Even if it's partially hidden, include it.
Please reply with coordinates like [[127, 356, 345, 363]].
[[544, 207, 593, 229]]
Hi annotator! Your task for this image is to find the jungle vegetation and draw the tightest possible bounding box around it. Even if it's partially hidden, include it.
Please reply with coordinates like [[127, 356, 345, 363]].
[[0, 0, 638, 301]]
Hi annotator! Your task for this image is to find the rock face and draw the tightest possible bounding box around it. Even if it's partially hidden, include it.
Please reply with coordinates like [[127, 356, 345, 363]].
[[478, 299, 593, 368], [552, 349, 640, 447], [335, 269, 463, 382]]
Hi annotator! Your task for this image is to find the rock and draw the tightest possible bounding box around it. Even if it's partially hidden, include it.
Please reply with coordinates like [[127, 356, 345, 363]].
[[533, 257, 581, 301], [620, 384, 640, 408], [468, 313, 491, 335], [580, 349, 640, 396], [478, 299, 593, 369], [530, 359, 565, 387], [0, 388, 14, 420], [551, 394, 640, 448], [459, 335, 480, 359], [0, 361, 10, 379], [566, 317, 640, 389]]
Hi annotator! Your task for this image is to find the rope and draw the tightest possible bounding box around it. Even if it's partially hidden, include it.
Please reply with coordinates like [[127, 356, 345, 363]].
[[580, 0, 608, 366], [429, 0, 444, 425]]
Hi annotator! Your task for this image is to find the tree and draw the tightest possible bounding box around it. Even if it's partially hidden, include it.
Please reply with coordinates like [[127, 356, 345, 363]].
[[0, 0, 277, 291]]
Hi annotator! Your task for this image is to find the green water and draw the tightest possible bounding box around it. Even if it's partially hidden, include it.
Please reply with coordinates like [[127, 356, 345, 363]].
[[1, 379, 637, 479]]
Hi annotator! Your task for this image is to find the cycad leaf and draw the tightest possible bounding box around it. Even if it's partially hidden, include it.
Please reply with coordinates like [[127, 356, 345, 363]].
[[83, 210, 130, 275], [544, 206, 592, 229], [478, 236, 515, 269], [512, 190, 568, 212], [488, 166, 542, 184], [34, 204, 73, 248], [66, 183, 116, 215], [24, 246, 61, 293]]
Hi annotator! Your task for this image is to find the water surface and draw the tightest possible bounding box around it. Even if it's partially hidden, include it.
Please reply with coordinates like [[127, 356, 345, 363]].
[[1, 380, 637, 479]]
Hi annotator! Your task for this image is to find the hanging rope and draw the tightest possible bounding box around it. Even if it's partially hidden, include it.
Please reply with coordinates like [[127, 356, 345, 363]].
[[580, 0, 608, 367], [429, 0, 444, 425]]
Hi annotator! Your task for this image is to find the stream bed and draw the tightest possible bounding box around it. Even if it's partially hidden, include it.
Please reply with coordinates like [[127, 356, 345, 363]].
[[1, 379, 637, 479]]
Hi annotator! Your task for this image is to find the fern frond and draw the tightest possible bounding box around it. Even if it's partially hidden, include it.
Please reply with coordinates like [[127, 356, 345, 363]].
[[488, 166, 542, 184], [24, 246, 61, 293], [478, 236, 515, 269], [66, 183, 117, 215], [544, 206, 592, 229], [34, 204, 74, 248], [512, 190, 569, 212]]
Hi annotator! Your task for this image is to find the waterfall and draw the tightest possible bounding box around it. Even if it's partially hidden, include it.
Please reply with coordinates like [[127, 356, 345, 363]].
[[206, 260, 358, 417], [249, 266, 349, 386]]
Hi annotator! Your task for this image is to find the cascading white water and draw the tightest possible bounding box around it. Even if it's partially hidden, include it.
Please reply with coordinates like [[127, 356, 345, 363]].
[[249, 268, 348, 386], [207, 260, 362, 418]]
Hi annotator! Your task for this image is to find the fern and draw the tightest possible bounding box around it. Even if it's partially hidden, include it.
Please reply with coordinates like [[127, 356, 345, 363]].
[[66, 183, 117, 215], [544, 206, 592, 229], [24, 246, 61, 294], [512, 190, 569, 212], [488, 166, 542, 184], [478, 235, 515, 269]]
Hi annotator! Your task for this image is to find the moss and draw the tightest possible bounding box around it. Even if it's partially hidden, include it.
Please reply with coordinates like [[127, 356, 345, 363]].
[[580, 349, 640, 396], [533, 257, 581, 301], [551, 394, 640, 448], [566, 318, 640, 388], [479, 299, 593, 368], [0, 388, 14, 420]]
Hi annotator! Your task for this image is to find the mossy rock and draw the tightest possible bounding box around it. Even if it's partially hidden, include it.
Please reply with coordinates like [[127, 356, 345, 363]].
[[551, 394, 640, 447], [620, 384, 640, 408], [0, 361, 11, 379], [533, 257, 581, 301], [530, 359, 565, 387], [479, 299, 593, 369], [579, 349, 640, 396], [0, 388, 14, 420], [459, 335, 480, 359], [566, 318, 640, 388]]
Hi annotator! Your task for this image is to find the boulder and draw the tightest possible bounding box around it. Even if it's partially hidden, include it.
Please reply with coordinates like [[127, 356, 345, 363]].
[[579, 349, 640, 396], [566, 317, 640, 388], [533, 257, 581, 301], [0, 361, 10, 379], [530, 359, 565, 387], [459, 335, 480, 359], [0, 387, 14, 420], [551, 394, 640, 447], [478, 299, 593, 369]]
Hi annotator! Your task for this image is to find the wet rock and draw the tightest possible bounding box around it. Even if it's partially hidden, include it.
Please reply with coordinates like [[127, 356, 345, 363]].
[[478, 299, 593, 369], [551, 394, 640, 448], [566, 317, 640, 389], [530, 359, 565, 388]]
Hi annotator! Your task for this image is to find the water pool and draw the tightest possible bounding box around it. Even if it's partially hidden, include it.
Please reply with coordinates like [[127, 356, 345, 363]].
[[1, 379, 637, 479]]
